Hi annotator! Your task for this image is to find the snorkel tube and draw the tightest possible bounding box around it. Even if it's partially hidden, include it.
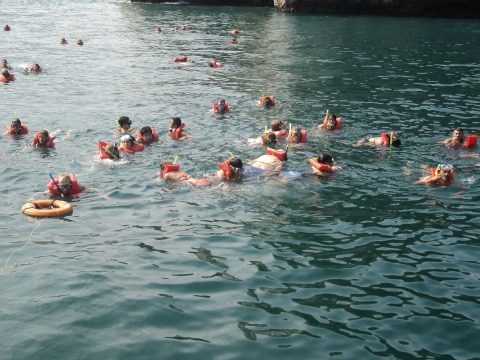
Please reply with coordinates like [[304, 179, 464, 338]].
[[49, 173, 64, 197]]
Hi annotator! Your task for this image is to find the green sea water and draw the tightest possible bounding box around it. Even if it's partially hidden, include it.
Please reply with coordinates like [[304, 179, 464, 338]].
[[1, 1, 480, 359]]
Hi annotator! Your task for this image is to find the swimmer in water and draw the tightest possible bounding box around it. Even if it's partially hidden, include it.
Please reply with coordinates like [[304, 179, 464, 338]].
[[211, 99, 229, 114], [115, 116, 134, 134], [4, 24, 11, 31], [249, 153, 284, 173], [136, 126, 158, 145], [168, 117, 192, 140], [76, 39, 84, 46], [230, 38, 238, 44], [209, 60, 223, 68], [437, 128, 464, 146], [158, 161, 211, 187], [269, 120, 287, 139], [2, 58, 13, 70], [248, 130, 277, 146], [355, 132, 401, 147], [258, 96, 275, 108], [60, 37, 68, 44], [309, 153, 342, 176], [155, 27, 162, 32], [32, 129, 55, 148], [48, 173, 86, 197], [29, 63, 42, 73], [217, 157, 243, 180], [416, 164, 454, 186], [102, 142, 120, 160], [319, 113, 341, 131], [4, 118, 28, 135]]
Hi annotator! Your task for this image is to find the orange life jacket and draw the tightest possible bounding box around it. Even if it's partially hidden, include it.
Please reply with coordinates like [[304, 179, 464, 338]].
[[218, 159, 234, 180], [266, 147, 287, 161], [119, 143, 144, 153], [465, 135, 478, 148], [0, 73, 15, 83], [32, 133, 55, 148], [308, 158, 333, 173], [167, 123, 185, 139], [174, 56, 187, 62], [29, 65, 43, 73], [212, 101, 230, 113], [288, 129, 307, 143], [98, 140, 117, 159], [163, 163, 180, 177], [430, 167, 454, 181], [48, 174, 80, 196], [381, 132, 397, 146]]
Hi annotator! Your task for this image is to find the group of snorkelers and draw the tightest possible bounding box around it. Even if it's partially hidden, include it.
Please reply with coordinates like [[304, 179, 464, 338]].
[[4, 24, 478, 199]]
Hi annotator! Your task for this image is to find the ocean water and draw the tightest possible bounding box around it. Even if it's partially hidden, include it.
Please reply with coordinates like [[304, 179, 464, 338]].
[[1, 1, 480, 359]]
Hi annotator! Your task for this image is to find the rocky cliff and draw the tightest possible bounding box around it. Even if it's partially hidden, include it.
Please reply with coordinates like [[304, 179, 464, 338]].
[[131, 0, 480, 18]]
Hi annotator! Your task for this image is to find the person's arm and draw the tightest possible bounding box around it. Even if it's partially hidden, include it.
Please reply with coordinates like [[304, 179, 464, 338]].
[[415, 175, 434, 185], [216, 169, 226, 180]]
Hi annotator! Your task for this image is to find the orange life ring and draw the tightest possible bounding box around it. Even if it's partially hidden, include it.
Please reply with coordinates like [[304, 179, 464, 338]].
[[21, 199, 73, 217]]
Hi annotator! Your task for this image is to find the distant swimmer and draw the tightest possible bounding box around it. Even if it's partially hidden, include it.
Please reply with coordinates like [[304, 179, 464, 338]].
[[32, 130, 55, 148], [319, 110, 342, 131], [4, 118, 28, 135], [209, 60, 223, 68], [4, 24, 11, 31], [230, 38, 238, 44], [136, 126, 159, 145], [0, 69, 15, 83], [76, 39, 84, 46], [2, 58, 13, 70], [118, 134, 144, 153], [168, 117, 192, 140], [48, 173, 86, 197], [29, 63, 43, 73], [258, 96, 275, 108], [180, 26, 187, 31], [308, 153, 342, 176], [217, 157, 243, 180], [155, 27, 162, 32], [231, 29, 240, 35], [211, 99, 230, 114], [60, 37, 68, 44], [114, 115, 134, 134], [173, 55, 188, 63], [416, 164, 454, 186], [158, 161, 211, 187], [355, 132, 401, 147], [269, 120, 287, 139]]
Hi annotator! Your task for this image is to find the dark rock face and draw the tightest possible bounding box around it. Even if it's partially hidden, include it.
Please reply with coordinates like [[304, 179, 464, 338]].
[[130, 0, 480, 17], [273, 0, 480, 17]]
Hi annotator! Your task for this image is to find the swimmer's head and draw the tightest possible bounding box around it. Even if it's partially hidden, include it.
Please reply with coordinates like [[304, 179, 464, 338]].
[[216, 99, 227, 113], [104, 142, 120, 159], [270, 120, 283, 132], [76, 39, 84, 46], [2, 69, 10, 77], [118, 116, 132, 128], [37, 130, 49, 143], [1, 58, 7, 67], [120, 134, 135, 148], [390, 133, 401, 147], [170, 117, 182, 129], [290, 127, 301, 141], [266, 131, 277, 145], [317, 153, 333, 166], [60, 37, 67, 44], [325, 114, 337, 130], [11, 118, 22, 129], [263, 97, 274, 107]]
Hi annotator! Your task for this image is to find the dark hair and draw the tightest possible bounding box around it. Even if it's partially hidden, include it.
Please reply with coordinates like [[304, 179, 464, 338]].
[[454, 127, 464, 133], [317, 153, 333, 165], [264, 97, 273, 107], [118, 116, 131, 126], [266, 131, 277, 144], [12, 118, 21, 127], [208, 62, 214, 67], [2, 69, 10, 77], [171, 117, 182, 127], [229, 157, 243, 169], [391, 136, 401, 147], [140, 126, 153, 136]]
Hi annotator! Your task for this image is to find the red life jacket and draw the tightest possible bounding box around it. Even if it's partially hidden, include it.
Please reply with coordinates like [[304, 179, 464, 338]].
[[0, 73, 15, 83], [465, 135, 478, 148], [308, 158, 333, 173], [174, 56, 187, 62], [266, 147, 286, 161], [381, 132, 397, 146], [119, 143, 144, 153], [167, 123, 185, 139], [32, 133, 55, 148], [163, 163, 180, 177], [430, 167, 454, 181], [98, 140, 117, 159], [218, 159, 234, 180], [212, 101, 230, 113], [48, 174, 81, 196], [29, 65, 43, 73], [288, 129, 307, 143], [259, 96, 275, 106]]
